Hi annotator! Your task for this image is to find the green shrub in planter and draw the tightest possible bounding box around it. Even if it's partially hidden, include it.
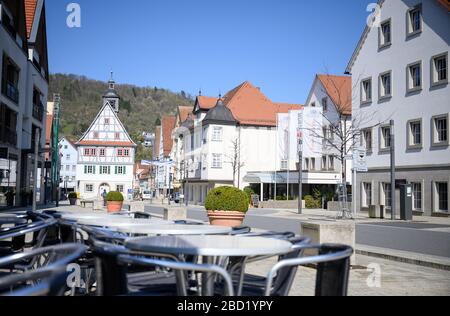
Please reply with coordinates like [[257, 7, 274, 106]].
[[205, 186, 249, 213], [106, 191, 124, 202], [68, 193, 78, 199], [304, 195, 321, 209]]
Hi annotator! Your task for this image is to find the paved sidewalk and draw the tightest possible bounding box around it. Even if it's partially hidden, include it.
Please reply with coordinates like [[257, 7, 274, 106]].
[[245, 254, 450, 296]]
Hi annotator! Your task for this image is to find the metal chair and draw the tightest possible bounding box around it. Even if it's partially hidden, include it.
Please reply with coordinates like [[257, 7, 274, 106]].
[[0, 216, 57, 259], [0, 243, 88, 296], [118, 254, 235, 296], [224, 236, 311, 296], [264, 244, 353, 296]]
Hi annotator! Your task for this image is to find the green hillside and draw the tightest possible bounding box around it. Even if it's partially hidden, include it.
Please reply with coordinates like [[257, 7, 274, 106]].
[[48, 74, 193, 160]]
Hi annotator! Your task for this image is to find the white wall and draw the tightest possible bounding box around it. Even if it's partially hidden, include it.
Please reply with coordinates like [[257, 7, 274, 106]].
[[350, 0, 450, 168]]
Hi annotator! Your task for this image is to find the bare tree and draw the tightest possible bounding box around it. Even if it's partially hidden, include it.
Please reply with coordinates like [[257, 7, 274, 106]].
[[306, 73, 390, 183], [225, 137, 245, 188]]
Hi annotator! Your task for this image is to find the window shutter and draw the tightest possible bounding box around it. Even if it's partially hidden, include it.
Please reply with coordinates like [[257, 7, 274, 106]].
[[99, 167, 102, 175], [123, 166, 126, 175], [108, 166, 111, 174], [93, 166, 96, 174], [115, 166, 117, 174], [84, 165, 87, 174]]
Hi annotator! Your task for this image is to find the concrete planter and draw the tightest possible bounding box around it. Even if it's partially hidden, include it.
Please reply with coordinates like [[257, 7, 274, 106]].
[[69, 198, 77, 206], [107, 201, 123, 213], [207, 211, 246, 227]]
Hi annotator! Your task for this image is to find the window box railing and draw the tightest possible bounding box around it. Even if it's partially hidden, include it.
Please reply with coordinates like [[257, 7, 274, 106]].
[[2, 81, 19, 104], [32, 102, 44, 121]]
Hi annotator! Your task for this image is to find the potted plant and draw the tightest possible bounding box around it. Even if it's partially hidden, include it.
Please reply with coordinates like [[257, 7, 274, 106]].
[[205, 186, 249, 227], [106, 191, 124, 213], [68, 192, 78, 206]]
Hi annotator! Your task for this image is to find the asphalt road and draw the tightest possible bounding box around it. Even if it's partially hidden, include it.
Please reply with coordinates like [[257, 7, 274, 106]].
[[146, 205, 450, 258]]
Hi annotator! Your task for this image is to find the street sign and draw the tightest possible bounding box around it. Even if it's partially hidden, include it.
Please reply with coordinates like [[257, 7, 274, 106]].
[[353, 147, 368, 172]]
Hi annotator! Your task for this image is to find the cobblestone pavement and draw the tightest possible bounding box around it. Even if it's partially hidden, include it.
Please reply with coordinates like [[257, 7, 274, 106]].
[[246, 254, 450, 296]]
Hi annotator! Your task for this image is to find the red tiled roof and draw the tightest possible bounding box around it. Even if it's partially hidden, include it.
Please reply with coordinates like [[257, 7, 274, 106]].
[[77, 141, 135, 147], [197, 96, 218, 110], [24, 0, 38, 38], [437, 0, 450, 11], [162, 116, 176, 156], [154, 126, 161, 158], [317, 75, 352, 116], [222, 81, 301, 126], [178, 106, 194, 123]]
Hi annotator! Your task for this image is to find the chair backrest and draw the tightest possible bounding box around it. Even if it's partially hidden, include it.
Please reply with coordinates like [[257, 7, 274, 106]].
[[118, 254, 235, 296], [315, 244, 351, 296], [265, 243, 353, 296], [271, 236, 311, 296], [0, 217, 57, 253], [230, 226, 252, 235], [0, 243, 87, 296]]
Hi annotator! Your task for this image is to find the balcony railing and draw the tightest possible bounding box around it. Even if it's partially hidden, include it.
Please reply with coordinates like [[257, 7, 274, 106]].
[[2, 81, 19, 104], [32, 102, 44, 121]]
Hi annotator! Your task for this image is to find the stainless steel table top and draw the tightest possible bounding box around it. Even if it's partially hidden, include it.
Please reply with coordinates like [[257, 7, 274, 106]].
[[125, 235, 292, 257], [77, 217, 172, 228], [117, 224, 232, 236]]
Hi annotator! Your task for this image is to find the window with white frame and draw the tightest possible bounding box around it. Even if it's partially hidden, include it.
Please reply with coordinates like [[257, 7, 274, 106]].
[[408, 119, 422, 148], [66, 165, 70, 171], [66, 154, 70, 160], [72, 165, 76, 172], [212, 154, 222, 169], [321, 156, 327, 170], [280, 160, 288, 171], [379, 19, 391, 48], [380, 126, 391, 150], [361, 78, 372, 104], [310, 158, 316, 171], [100, 166, 111, 175], [304, 158, 310, 171], [363, 182, 372, 207], [84, 165, 95, 174], [311, 102, 316, 108], [115, 166, 126, 175], [212, 127, 223, 142], [322, 97, 328, 112], [407, 62, 422, 92], [379, 71, 392, 98], [361, 129, 373, 152], [412, 182, 422, 211], [432, 115, 448, 146], [382, 183, 392, 208], [100, 149, 106, 157], [407, 5, 422, 36], [432, 53, 448, 86], [328, 156, 335, 171], [436, 182, 448, 212], [116, 185, 124, 193], [85, 184, 94, 193]]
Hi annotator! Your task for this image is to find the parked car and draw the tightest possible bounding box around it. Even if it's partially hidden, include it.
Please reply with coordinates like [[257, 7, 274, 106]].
[[141, 190, 152, 201]]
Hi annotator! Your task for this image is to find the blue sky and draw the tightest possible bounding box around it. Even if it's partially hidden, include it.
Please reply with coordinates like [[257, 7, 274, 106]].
[[46, 0, 374, 103]]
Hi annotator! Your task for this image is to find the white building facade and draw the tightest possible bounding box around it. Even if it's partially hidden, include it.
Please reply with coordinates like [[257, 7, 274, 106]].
[[58, 137, 77, 192], [75, 77, 136, 200], [347, 0, 450, 216]]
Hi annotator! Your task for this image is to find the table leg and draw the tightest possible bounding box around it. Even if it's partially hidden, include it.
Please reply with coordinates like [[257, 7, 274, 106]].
[[202, 256, 215, 296]]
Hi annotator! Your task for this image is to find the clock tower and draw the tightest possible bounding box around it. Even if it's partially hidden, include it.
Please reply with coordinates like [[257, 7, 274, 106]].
[[103, 72, 120, 113]]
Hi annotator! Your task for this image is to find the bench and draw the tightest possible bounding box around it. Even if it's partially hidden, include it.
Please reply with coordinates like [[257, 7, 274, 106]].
[[80, 200, 95, 208]]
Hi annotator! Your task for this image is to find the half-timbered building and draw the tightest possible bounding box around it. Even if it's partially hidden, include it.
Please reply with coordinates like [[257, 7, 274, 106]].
[[75, 76, 136, 200]]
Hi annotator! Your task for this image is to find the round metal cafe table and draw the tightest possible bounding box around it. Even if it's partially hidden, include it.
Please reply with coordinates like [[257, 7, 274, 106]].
[[58, 212, 114, 222], [125, 235, 292, 296], [76, 217, 172, 228], [117, 224, 232, 236]]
